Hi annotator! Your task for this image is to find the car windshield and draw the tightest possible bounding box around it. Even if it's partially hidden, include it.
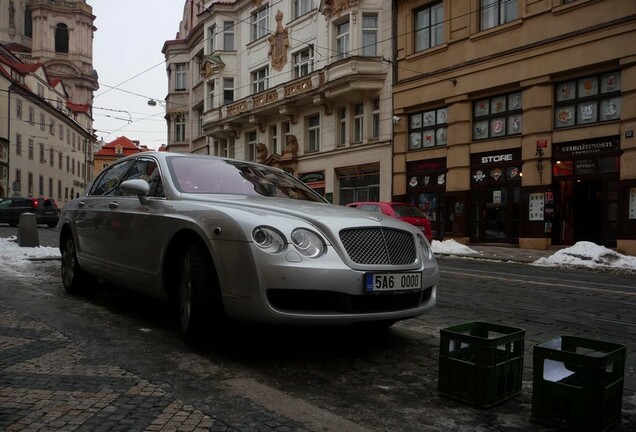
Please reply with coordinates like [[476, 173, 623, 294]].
[[168, 156, 326, 202], [392, 204, 425, 218]]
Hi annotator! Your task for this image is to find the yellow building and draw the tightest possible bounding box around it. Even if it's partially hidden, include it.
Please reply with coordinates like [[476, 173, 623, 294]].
[[393, 0, 636, 255]]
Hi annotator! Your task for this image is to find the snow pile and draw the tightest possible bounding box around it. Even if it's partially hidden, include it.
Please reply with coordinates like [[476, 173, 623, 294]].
[[532, 241, 636, 271], [431, 239, 478, 256]]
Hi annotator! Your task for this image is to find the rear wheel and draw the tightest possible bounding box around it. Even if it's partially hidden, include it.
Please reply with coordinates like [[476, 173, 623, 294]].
[[178, 242, 223, 343], [61, 234, 87, 294]]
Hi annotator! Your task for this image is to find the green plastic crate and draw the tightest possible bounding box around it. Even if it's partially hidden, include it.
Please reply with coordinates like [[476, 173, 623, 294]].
[[531, 336, 626, 432], [438, 321, 525, 407]]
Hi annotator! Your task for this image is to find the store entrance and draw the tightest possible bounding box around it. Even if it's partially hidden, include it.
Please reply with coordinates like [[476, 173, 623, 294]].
[[554, 178, 617, 246], [470, 184, 520, 243]]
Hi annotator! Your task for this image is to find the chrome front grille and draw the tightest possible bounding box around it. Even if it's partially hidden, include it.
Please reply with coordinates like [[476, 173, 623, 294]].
[[339, 228, 417, 265]]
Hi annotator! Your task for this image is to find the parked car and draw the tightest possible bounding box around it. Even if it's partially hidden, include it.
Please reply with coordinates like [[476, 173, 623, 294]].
[[58, 152, 438, 341], [347, 202, 433, 242], [0, 196, 60, 228]]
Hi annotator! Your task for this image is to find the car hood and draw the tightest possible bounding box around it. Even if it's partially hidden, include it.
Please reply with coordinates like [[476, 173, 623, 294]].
[[185, 194, 420, 239]]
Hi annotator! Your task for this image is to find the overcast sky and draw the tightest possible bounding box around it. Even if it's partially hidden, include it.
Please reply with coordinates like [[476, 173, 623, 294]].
[[91, 1, 186, 149]]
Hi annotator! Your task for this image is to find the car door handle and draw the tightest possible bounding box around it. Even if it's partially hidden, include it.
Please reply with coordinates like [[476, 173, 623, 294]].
[[109, 202, 119, 209], [78, 201, 86, 208]]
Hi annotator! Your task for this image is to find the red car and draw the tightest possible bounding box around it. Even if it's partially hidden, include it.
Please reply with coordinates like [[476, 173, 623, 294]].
[[347, 202, 433, 242]]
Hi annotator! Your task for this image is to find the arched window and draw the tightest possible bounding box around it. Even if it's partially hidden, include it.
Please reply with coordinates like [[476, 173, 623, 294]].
[[55, 23, 69, 53], [24, 6, 32, 37]]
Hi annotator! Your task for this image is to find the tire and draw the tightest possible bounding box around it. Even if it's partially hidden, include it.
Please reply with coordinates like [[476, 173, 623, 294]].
[[9, 221, 17, 227], [61, 234, 87, 294], [178, 242, 223, 343], [47, 222, 57, 228]]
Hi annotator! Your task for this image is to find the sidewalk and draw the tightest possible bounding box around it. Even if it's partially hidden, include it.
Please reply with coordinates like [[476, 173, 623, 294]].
[[436, 244, 556, 264]]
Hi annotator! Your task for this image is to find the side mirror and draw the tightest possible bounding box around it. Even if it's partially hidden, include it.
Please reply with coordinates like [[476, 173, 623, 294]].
[[120, 179, 150, 204]]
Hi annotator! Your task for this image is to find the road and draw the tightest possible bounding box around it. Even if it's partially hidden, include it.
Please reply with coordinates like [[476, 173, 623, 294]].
[[0, 225, 635, 431]]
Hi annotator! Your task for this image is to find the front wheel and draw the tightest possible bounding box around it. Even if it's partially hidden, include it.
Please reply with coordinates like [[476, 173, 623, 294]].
[[61, 234, 87, 294], [178, 242, 224, 343]]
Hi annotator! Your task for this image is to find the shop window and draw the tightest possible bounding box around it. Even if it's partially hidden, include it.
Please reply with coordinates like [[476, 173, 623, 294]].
[[554, 71, 621, 129], [473, 93, 522, 140], [409, 107, 448, 150], [415, 2, 444, 52]]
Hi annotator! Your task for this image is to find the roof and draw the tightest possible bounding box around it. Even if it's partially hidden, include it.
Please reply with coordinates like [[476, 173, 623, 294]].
[[95, 136, 142, 157]]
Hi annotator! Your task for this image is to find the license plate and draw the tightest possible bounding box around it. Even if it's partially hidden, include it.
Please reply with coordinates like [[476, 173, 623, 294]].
[[365, 272, 422, 292]]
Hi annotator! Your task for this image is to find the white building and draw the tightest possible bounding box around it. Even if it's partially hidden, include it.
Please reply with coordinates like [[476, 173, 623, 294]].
[[163, 0, 395, 203], [1, 46, 92, 205]]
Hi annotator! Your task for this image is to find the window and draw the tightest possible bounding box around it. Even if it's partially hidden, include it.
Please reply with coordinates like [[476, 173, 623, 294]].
[[175, 113, 186, 142], [293, 0, 313, 18], [66, 155, 70, 172], [89, 160, 134, 196], [16, 99, 22, 118], [40, 113, 45, 131], [24, 6, 32, 37], [353, 103, 364, 143], [307, 114, 320, 152], [554, 71, 621, 129], [207, 25, 216, 53], [372, 98, 380, 139], [270, 125, 278, 156], [15, 169, 21, 192], [252, 5, 269, 41], [29, 106, 34, 124], [37, 84, 44, 97], [175, 63, 187, 91], [49, 178, 53, 198], [49, 121, 54, 135], [16, 134, 22, 156], [246, 131, 258, 161], [362, 15, 378, 56], [28, 138, 34, 160], [409, 107, 448, 149], [223, 78, 234, 104], [50, 149, 54, 167], [252, 67, 269, 93], [28, 172, 33, 195], [39, 143, 45, 163], [59, 124, 63, 139], [223, 21, 234, 50], [336, 21, 350, 60], [207, 81, 215, 110], [480, 0, 517, 31], [415, 2, 444, 51], [58, 153, 62, 169], [293, 47, 314, 78], [55, 23, 69, 53], [338, 107, 347, 147], [57, 180, 61, 199], [473, 93, 522, 140], [39, 175, 44, 196]]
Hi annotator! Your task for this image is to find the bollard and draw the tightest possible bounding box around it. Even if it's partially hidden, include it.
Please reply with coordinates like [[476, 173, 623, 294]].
[[17, 212, 40, 247]]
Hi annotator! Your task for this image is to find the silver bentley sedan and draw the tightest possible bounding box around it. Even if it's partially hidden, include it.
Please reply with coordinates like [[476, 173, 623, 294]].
[[59, 152, 438, 341]]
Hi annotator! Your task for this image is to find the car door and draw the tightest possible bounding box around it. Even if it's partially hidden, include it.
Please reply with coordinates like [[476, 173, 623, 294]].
[[73, 159, 135, 271], [101, 157, 165, 292]]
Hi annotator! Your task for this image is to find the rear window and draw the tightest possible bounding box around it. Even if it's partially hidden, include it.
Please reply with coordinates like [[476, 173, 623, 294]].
[[392, 205, 425, 218]]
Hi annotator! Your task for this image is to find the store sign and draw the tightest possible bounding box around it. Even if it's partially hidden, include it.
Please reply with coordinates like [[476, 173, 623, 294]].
[[481, 153, 513, 164], [555, 138, 619, 157], [299, 171, 324, 183]]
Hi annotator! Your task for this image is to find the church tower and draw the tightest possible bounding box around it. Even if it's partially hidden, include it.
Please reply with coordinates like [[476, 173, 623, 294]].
[[0, 0, 98, 105]]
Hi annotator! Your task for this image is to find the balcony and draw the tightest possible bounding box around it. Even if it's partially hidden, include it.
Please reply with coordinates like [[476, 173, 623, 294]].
[[203, 56, 387, 138]]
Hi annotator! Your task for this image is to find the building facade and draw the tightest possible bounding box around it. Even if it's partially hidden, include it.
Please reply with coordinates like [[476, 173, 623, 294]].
[[1, 46, 92, 205], [393, 0, 636, 255], [0, 0, 97, 201], [163, 0, 395, 203]]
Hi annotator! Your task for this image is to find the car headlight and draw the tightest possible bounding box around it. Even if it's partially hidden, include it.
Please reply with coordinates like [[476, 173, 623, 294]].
[[252, 227, 285, 253], [291, 228, 325, 258], [418, 234, 433, 260]]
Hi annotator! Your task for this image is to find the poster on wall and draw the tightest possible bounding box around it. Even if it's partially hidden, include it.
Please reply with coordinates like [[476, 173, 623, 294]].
[[630, 188, 636, 220], [529, 192, 545, 221]]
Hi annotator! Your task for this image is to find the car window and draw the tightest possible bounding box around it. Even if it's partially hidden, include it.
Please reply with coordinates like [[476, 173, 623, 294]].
[[392, 205, 425, 218], [168, 156, 325, 202], [119, 158, 165, 198], [0, 200, 10, 209], [89, 160, 134, 196], [359, 204, 380, 213]]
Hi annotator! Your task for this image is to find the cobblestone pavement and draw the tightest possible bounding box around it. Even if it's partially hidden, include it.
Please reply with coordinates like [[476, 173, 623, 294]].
[[1, 231, 635, 431]]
